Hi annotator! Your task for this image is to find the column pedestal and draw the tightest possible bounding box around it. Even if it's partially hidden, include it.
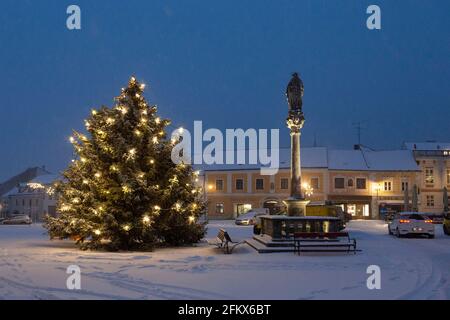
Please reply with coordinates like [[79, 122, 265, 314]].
[[284, 198, 310, 217]]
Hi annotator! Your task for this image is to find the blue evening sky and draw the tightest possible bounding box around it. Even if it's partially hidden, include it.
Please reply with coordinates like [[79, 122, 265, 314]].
[[0, 0, 449, 180]]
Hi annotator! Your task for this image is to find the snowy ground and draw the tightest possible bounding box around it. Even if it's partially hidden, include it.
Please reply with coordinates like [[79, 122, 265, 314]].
[[0, 220, 449, 300]]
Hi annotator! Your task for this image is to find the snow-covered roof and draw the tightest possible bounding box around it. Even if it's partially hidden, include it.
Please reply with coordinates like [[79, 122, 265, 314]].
[[28, 174, 60, 185], [327, 149, 367, 171], [200, 147, 420, 172], [404, 142, 450, 151], [196, 147, 328, 171], [363, 149, 419, 171]]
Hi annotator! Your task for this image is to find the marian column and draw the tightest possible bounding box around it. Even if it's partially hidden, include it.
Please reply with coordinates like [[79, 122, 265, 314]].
[[284, 73, 309, 216]]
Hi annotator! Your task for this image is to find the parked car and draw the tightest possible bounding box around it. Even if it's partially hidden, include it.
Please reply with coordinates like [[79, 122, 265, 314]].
[[444, 213, 450, 235], [388, 212, 434, 238], [1, 214, 32, 225], [427, 213, 444, 224], [235, 208, 269, 226]]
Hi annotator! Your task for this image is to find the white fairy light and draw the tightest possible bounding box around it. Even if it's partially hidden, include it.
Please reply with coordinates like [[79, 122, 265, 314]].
[[142, 216, 151, 224]]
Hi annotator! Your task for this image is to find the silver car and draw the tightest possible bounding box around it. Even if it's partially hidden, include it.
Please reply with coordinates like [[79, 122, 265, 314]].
[[1, 215, 32, 225], [388, 212, 434, 238]]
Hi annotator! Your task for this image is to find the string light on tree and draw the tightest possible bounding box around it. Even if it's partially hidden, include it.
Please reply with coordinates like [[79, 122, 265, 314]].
[[44, 76, 206, 251]]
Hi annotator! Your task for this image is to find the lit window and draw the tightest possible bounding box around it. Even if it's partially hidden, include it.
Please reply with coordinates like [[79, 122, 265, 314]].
[[215, 203, 224, 214]]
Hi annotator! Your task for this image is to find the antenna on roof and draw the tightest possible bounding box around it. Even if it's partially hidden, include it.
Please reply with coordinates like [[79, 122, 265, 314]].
[[352, 121, 367, 147]]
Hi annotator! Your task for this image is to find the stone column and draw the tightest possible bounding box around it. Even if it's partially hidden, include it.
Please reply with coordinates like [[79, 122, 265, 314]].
[[284, 73, 309, 216]]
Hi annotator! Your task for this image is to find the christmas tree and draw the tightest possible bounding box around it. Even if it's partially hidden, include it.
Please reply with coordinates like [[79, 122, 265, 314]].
[[44, 77, 206, 251]]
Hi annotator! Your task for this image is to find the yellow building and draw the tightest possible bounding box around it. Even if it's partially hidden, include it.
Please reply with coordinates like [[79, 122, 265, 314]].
[[201, 147, 421, 220]]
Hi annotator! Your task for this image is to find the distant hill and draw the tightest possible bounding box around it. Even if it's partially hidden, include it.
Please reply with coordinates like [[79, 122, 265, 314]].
[[0, 167, 51, 196]]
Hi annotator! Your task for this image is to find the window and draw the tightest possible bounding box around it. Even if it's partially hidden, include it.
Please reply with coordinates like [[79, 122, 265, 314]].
[[215, 203, 224, 214], [425, 167, 434, 185], [447, 169, 450, 185], [426, 195, 434, 207], [401, 181, 409, 192], [236, 204, 252, 215], [280, 178, 289, 190], [356, 178, 366, 190], [334, 178, 345, 189], [256, 178, 264, 190], [215, 179, 223, 191], [235, 179, 244, 190], [310, 177, 319, 190], [347, 178, 354, 188], [384, 181, 392, 191]]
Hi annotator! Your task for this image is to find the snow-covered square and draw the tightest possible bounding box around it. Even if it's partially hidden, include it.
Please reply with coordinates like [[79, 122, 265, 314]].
[[1, 220, 449, 300]]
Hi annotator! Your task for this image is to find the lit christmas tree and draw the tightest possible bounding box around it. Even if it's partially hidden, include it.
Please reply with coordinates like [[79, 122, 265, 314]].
[[44, 77, 206, 251]]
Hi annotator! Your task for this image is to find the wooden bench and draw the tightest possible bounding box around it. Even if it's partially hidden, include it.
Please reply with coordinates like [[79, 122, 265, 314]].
[[208, 229, 245, 254], [293, 232, 357, 255]]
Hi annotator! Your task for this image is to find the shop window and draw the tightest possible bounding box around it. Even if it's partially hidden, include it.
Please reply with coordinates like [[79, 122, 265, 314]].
[[236, 204, 251, 215], [347, 204, 356, 216]]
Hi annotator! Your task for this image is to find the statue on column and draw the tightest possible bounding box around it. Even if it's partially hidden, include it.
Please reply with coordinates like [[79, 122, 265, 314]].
[[286, 73, 305, 133]]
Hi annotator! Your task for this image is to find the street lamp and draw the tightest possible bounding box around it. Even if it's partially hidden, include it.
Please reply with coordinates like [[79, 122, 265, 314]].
[[302, 182, 314, 198]]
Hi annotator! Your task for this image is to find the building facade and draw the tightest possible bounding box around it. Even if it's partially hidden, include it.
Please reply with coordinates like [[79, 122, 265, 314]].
[[405, 142, 450, 214], [201, 147, 421, 220], [1, 174, 58, 222]]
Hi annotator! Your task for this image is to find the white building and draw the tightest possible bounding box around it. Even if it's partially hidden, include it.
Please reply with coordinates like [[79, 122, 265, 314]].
[[405, 142, 450, 214], [2, 174, 59, 222]]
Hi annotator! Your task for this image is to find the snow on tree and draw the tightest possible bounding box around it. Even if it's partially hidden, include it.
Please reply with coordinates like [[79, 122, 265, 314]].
[[44, 77, 206, 251]]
